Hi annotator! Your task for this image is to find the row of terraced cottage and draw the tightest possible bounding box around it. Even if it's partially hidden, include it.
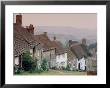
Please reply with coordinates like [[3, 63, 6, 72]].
[[14, 14, 97, 71]]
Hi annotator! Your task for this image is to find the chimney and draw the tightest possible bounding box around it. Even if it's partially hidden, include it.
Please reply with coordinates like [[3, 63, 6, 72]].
[[69, 40, 72, 47], [53, 36, 56, 41], [82, 38, 86, 45], [27, 24, 34, 34], [26, 26, 28, 29], [69, 40, 72, 44], [16, 14, 22, 25], [43, 32, 47, 35]]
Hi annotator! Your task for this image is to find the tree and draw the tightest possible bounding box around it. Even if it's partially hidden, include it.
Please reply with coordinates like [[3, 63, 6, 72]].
[[22, 51, 35, 71]]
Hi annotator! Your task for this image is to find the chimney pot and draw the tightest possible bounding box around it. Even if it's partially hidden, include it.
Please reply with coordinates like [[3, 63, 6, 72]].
[[44, 32, 47, 35], [69, 40, 72, 47], [82, 38, 86, 45], [27, 24, 34, 34], [53, 36, 56, 40], [16, 14, 22, 25]]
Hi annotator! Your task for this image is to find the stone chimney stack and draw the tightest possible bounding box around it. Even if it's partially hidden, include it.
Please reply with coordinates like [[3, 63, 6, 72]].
[[44, 32, 47, 35], [82, 38, 86, 45], [27, 24, 34, 34], [16, 14, 22, 25], [69, 40, 72, 47], [53, 36, 56, 41]]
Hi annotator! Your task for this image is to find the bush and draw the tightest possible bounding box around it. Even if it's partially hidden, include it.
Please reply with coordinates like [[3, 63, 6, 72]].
[[61, 66, 66, 70], [14, 65, 24, 74], [66, 64, 71, 71], [72, 68, 78, 71], [51, 67, 57, 70], [41, 59, 49, 71], [22, 51, 36, 71], [35, 67, 44, 73]]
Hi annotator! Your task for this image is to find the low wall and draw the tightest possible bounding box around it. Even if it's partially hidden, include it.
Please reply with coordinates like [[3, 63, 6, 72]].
[[87, 71, 97, 75]]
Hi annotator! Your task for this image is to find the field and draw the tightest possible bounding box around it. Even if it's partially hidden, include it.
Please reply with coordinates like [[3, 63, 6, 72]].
[[16, 69, 87, 75]]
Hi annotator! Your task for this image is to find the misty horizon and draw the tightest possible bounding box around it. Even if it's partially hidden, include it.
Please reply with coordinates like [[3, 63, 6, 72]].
[[34, 26, 97, 45]]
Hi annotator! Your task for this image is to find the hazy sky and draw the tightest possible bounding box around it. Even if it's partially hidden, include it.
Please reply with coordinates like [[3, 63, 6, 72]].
[[14, 13, 97, 31]]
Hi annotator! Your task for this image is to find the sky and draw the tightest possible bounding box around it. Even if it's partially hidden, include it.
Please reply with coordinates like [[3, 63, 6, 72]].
[[14, 13, 97, 43], [14, 13, 97, 31]]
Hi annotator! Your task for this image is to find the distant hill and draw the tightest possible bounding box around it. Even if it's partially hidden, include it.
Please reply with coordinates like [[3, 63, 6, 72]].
[[88, 43, 97, 50], [48, 33, 77, 47], [34, 26, 97, 46]]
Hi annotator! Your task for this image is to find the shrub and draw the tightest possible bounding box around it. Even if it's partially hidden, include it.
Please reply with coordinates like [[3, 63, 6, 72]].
[[14, 65, 24, 74], [72, 68, 76, 71], [61, 66, 66, 70], [22, 51, 36, 71], [35, 67, 44, 73], [41, 59, 49, 71], [51, 67, 57, 70], [66, 64, 71, 71]]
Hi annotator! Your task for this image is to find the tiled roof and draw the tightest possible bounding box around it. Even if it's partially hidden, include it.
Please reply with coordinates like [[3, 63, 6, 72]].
[[70, 44, 87, 59], [34, 34, 54, 51], [14, 24, 37, 47], [66, 48, 76, 61], [14, 34, 30, 56], [14, 24, 38, 56], [51, 41, 67, 55]]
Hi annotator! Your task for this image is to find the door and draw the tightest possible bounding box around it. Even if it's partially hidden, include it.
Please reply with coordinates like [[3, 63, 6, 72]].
[[78, 63, 80, 70]]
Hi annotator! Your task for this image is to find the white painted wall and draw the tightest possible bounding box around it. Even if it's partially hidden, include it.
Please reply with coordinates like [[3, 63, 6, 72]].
[[15, 57, 19, 65], [30, 49, 33, 57], [77, 57, 86, 70], [68, 59, 78, 70], [56, 53, 67, 68], [50, 59, 56, 68]]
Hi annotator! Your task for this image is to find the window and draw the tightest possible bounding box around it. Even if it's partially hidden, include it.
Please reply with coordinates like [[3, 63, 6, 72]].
[[62, 54, 65, 58], [61, 62, 65, 65], [38, 50, 40, 56], [15, 57, 19, 65], [57, 55, 60, 59], [30, 49, 33, 55]]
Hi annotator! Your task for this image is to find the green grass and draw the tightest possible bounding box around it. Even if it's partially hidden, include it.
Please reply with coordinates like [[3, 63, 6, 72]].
[[15, 69, 87, 75]]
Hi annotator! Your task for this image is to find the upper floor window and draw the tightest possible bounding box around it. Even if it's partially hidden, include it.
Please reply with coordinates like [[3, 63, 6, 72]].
[[62, 54, 65, 58], [58, 55, 60, 59], [61, 62, 65, 65]]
